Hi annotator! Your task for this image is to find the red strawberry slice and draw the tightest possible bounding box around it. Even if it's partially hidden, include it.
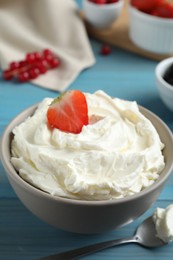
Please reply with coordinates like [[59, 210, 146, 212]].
[[47, 90, 88, 134]]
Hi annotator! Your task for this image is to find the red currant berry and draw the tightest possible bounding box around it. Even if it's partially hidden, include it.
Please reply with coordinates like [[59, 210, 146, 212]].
[[2, 70, 13, 80], [19, 60, 27, 68], [44, 54, 54, 63], [26, 53, 37, 64], [38, 66, 47, 74], [43, 49, 53, 57], [33, 52, 42, 61], [37, 59, 48, 67], [49, 58, 60, 68], [29, 68, 40, 79], [36, 61, 48, 74], [100, 44, 111, 55], [9, 62, 20, 70], [18, 72, 29, 82], [39, 59, 48, 66]]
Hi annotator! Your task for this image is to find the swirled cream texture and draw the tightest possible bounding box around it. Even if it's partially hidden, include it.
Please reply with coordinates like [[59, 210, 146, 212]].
[[153, 205, 173, 243], [11, 90, 165, 200]]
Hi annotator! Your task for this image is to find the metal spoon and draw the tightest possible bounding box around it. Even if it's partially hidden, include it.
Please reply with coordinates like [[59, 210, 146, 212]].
[[39, 216, 167, 260]]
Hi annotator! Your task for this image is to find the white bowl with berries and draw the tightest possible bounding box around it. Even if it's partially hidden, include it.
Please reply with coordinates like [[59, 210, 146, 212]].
[[83, 0, 123, 29], [129, 0, 173, 54]]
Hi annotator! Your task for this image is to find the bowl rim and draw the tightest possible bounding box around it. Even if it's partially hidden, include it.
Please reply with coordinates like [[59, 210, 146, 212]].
[[83, 0, 123, 9], [129, 5, 173, 24], [155, 57, 173, 91], [1, 102, 173, 206]]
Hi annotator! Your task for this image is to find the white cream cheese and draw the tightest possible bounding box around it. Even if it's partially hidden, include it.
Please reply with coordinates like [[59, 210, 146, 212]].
[[153, 204, 173, 243], [11, 90, 165, 200]]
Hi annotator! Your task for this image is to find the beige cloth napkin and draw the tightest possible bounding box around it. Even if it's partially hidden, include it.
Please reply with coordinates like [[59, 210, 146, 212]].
[[0, 0, 95, 91]]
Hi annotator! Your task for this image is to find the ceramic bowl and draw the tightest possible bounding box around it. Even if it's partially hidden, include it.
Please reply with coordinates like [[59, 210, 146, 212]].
[[82, 0, 123, 29], [0, 104, 173, 234], [155, 57, 173, 111], [128, 6, 173, 54]]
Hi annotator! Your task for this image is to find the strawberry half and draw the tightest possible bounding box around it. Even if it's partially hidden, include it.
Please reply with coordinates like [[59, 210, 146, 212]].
[[47, 90, 88, 134]]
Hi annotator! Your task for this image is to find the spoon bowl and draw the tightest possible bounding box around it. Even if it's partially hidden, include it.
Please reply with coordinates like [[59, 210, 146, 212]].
[[134, 217, 165, 248]]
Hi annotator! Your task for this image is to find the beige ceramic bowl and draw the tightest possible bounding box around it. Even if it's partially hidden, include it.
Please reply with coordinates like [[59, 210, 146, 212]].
[[129, 6, 173, 54], [0, 104, 173, 234]]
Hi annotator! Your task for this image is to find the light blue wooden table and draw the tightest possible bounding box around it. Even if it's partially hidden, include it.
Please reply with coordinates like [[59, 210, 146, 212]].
[[0, 2, 173, 259]]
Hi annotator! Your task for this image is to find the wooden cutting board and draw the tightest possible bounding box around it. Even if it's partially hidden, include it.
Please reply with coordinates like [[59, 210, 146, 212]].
[[83, 0, 173, 61]]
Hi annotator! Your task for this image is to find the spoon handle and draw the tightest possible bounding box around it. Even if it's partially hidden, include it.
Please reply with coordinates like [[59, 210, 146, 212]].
[[39, 236, 136, 260]]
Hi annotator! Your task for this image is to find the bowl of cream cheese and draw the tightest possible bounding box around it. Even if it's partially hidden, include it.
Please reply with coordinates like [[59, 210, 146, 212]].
[[0, 90, 173, 233]]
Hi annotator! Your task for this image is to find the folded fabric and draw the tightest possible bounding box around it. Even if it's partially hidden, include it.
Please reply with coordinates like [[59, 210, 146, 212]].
[[0, 0, 95, 91]]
